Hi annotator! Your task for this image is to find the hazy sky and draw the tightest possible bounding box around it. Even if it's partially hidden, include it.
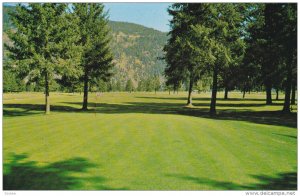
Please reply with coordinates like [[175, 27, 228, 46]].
[[4, 3, 172, 32]]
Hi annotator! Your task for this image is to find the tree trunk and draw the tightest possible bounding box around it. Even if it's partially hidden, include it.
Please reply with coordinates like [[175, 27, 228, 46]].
[[224, 87, 228, 99], [45, 73, 50, 114], [242, 88, 246, 99], [82, 73, 89, 110], [266, 84, 272, 105], [283, 59, 292, 113], [187, 76, 194, 106], [276, 88, 279, 100], [169, 89, 170, 95], [210, 66, 218, 114], [291, 81, 296, 105]]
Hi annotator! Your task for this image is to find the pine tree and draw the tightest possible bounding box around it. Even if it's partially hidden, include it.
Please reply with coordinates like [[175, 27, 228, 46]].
[[280, 4, 297, 113], [165, 3, 246, 112], [164, 4, 215, 106], [6, 3, 81, 114], [245, 4, 297, 111], [239, 4, 265, 99], [73, 3, 114, 110], [207, 4, 246, 114]]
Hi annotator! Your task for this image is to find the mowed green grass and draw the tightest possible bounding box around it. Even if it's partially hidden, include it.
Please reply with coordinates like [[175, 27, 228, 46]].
[[3, 91, 297, 190]]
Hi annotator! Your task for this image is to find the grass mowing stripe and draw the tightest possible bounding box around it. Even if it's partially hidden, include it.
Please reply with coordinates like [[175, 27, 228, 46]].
[[4, 113, 111, 160], [3, 113, 74, 129], [3, 114, 87, 149], [204, 119, 296, 177], [190, 119, 243, 181], [205, 120, 275, 174], [32, 113, 120, 162]]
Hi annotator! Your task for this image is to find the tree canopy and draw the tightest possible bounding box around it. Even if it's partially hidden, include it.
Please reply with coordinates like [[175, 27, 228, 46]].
[[6, 3, 82, 114]]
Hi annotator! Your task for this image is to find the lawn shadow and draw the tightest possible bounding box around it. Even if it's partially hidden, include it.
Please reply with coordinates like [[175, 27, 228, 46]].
[[136, 96, 211, 101], [166, 172, 297, 190], [3, 104, 81, 117], [3, 100, 297, 128], [65, 101, 297, 128], [272, 133, 297, 140], [3, 153, 128, 190], [135, 96, 281, 102], [192, 102, 282, 107]]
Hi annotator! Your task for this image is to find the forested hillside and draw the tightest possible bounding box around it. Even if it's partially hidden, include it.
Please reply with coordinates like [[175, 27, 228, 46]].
[[3, 5, 168, 92], [108, 21, 167, 91]]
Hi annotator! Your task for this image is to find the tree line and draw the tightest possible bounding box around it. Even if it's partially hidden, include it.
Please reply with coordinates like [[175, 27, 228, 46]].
[[163, 3, 297, 114], [4, 3, 297, 115], [5, 3, 114, 114]]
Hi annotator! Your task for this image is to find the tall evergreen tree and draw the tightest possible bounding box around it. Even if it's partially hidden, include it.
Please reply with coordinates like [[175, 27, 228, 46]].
[[220, 4, 249, 99], [262, 4, 283, 105], [164, 4, 215, 106], [245, 4, 297, 107], [165, 4, 246, 110], [6, 3, 81, 114], [73, 3, 114, 110], [206, 4, 246, 114], [280, 4, 297, 113], [163, 4, 188, 101], [240, 4, 265, 98]]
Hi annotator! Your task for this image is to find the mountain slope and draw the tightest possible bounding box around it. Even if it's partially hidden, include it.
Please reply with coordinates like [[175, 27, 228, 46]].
[[108, 21, 167, 89]]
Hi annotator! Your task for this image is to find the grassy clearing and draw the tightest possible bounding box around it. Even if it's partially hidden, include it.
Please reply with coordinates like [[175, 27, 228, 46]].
[[3, 91, 297, 190]]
